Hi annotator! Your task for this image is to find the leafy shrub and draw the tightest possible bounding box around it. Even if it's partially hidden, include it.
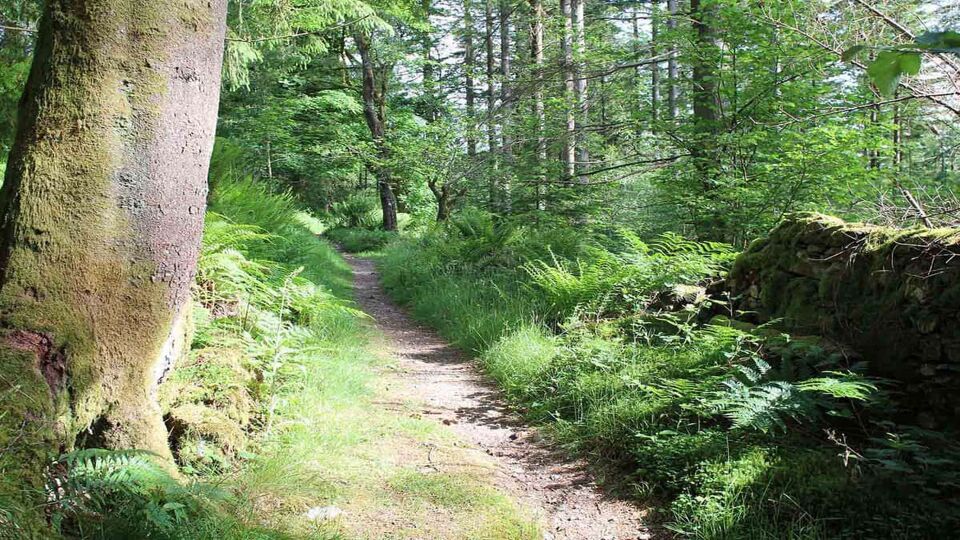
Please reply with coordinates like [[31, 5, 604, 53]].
[[48, 450, 224, 538], [378, 209, 960, 538], [325, 226, 396, 252], [328, 193, 380, 229]]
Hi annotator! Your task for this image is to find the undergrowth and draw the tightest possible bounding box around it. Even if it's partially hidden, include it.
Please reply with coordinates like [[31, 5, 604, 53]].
[[378, 208, 960, 539], [37, 154, 364, 539]]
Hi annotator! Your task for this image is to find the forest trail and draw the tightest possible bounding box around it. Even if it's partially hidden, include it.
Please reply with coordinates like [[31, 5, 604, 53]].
[[346, 254, 653, 540]]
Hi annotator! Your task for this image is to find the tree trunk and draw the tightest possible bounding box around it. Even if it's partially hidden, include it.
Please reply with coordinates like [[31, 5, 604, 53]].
[[690, 0, 721, 187], [529, 0, 547, 210], [560, 0, 576, 182], [484, 0, 498, 204], [650, 1, 660, 127], [667, 0, 679, 120], [422, 0, 437, 122], [355, 32, 399, 231], [499, 0, 511, 156], [464, 0, 477, 157], [429, 179, 453, 221], [498, 0, 512, 211], [689, 0, 724, 239], [573, 0, 588, 180], [0, 0, 227, 507]]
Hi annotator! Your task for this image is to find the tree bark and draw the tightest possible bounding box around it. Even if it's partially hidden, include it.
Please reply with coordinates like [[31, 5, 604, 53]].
[[0, 0, 227, 510], [464, 0, 478, 157], [498, 0, 512, 211], [690, 0, 721, 187], [355, 32, 399, 231], [529, 0, 547, 210], [572, 0, 588, 180], [650, 1, 660, 127], [422, 0, 437, 122], [429, 179, 454, 221], [667, 0, 679, 120], [499, 0, 511, 156], [484, 0, 499, 204], [560, 0, 576, 182]]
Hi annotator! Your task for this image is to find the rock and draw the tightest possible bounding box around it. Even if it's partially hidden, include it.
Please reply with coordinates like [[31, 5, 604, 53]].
[[304, 506, 344, 522], [727, 213, 960, 427]]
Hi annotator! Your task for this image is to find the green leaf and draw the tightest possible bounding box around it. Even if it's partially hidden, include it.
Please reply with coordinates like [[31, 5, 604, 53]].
[[867, 51, 921, 95], [841, 45, 866, 62], [899, 52, 921, 75], [916, 30, 960, 49]]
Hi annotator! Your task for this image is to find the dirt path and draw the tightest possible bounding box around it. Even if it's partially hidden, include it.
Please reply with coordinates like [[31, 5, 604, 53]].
[[347, 255, 653, 540]]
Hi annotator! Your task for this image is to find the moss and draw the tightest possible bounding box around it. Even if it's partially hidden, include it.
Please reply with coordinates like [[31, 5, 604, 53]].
[[728, 213, 960, 425], [0, 0, 227, 521]]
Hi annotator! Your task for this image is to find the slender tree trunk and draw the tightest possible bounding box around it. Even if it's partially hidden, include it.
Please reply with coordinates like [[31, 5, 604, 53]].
[[667, 0, 679, 120], [560, 0, 576, 182], [573, 0, 588, 180], [893, 91, 903, 169], [869, 101, 880, 170], [530, 0, 547, 209], [429, 179, 453, 221], [484, 0, 499, 204], [632, 7, 640, 102], [499, 0, 512, 157], [422, 0, 436, 122], [499, 0, 512, 211], [650, 1, 661, 127], [464, 0, 478, 157], [0, 0, 227, 515], [690, 0, 720, 185], [266, 139, 274, 178], [355, 32, 399, 231]]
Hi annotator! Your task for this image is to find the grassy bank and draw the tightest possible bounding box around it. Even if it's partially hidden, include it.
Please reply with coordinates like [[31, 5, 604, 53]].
[[376, 210, 960, 539]]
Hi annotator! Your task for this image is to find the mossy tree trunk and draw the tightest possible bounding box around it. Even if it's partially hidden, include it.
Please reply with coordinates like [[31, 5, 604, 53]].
[[355, 31, 399, 232], [0, 0, 227, 508]]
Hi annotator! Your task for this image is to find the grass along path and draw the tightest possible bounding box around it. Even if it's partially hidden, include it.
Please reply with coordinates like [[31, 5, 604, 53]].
[[347, 255, 652, 540]]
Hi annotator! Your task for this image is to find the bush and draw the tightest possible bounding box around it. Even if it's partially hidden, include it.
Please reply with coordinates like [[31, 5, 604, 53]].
[[378, 208, 960, 538], [325, 226, 397, 252]]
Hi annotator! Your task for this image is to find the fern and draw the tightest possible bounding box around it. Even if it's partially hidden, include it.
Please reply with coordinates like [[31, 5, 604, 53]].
[[47, 449, 225, 537], [719, 380, 812, 433], [796, 371, 877, 400], [714, 357, 877, 433]]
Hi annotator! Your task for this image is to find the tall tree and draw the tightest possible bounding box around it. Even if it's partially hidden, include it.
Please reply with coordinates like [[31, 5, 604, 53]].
[[464, 0, 478, 157], [650, 1, 661, 126], [572, 0, 588, 179], [498, 0, 512, 210], [689, 0, 721, 188], [560, 0, 576, 181], [0, 0, 227, 508], [484, 0, 498, 202], [666, 0, 679, 120], [529, 0, 547, 208], [355, 31, 400, 231]]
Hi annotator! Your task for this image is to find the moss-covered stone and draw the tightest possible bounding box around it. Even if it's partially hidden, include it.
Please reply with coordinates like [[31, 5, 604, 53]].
[[728, 213, 960, 426]]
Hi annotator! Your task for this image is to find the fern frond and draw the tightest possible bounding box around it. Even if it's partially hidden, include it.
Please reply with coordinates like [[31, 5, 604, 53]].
[[797, 371, 877, 401]]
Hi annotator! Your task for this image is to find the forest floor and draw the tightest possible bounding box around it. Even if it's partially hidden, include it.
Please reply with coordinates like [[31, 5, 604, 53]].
[[346, 254, 653, 540]]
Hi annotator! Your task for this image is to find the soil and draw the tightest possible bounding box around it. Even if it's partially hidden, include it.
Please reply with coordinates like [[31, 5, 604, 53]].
[[347, 254, 654, 540]]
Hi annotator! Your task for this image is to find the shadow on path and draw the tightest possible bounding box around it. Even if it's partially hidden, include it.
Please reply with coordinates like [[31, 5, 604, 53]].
[[346, 254, 655, 540]]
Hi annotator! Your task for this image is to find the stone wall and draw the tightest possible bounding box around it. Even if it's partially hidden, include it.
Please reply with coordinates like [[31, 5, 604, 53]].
[[727, 213, 960, 426]]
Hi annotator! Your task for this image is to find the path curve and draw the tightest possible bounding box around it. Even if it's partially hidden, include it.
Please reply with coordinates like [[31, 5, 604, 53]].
[[347, 254, 653, 540]]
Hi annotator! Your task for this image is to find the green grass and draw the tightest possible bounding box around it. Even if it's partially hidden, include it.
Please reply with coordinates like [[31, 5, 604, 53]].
[[324, 227, 397, 254], [40, 161, 538, 538], [376, 214, 960, 539]]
